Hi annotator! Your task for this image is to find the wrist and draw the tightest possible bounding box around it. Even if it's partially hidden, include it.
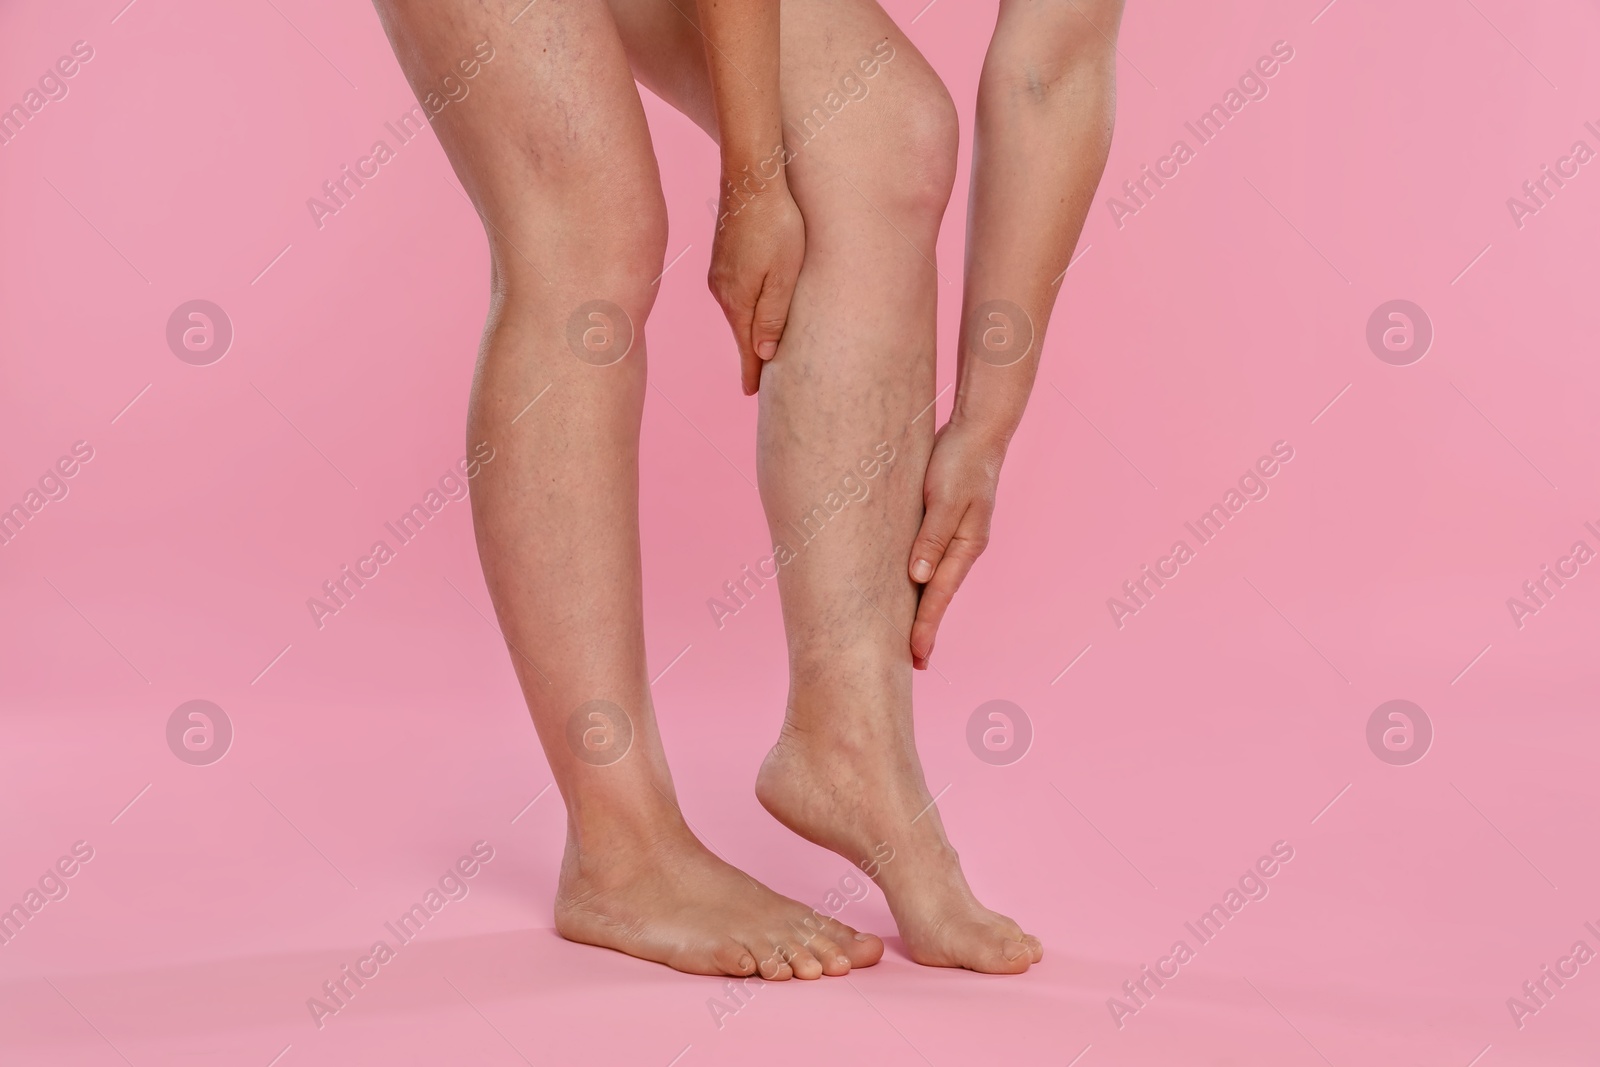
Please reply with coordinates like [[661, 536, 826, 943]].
[[946, 400, 1016, 457], [720, 144, 788, 193]]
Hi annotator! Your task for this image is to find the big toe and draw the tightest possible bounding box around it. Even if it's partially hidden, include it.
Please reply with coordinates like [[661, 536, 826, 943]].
[[921, 918, 1040, 974], [974, 936, 1034, 974], [825, 920, 884, 969]]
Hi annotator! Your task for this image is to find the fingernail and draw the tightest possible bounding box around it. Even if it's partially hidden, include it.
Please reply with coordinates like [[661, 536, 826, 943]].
[[1003, 939, 1027, 961], [758, 341, 777, 359], [911, 559, 933, 582]]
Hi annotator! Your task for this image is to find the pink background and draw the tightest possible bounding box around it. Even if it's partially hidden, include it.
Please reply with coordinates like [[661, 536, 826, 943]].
[[4, 0, 1599, 1064]]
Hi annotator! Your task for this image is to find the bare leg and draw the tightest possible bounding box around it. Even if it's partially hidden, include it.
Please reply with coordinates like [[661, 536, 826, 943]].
[[613, 0, 1044, 972], [370, 0, 882, 980]]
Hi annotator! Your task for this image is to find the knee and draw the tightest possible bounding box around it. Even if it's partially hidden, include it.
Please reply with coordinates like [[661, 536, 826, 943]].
[[490, 174, 669, 320], [990, 0, 1123, 89], [872, 68, 960, 221], [584, 209, 669, 330], [483, 188, 666, 385]]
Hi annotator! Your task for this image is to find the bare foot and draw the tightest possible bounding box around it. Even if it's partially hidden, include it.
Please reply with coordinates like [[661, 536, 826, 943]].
[[554, 824, 884, 980], [756, 719, 1044, 974]]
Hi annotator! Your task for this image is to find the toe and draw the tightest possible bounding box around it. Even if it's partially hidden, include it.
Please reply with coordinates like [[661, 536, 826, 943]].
[[983, 937, 1033, 974], [982, 915, 1037, 973], [933, 919, 1033, 974], [712, 939, 759, 978], [782, 941, 825, 980], [757, 948, 793, 981], [823, 919, 884, 969], [801, 932, 853, 976]]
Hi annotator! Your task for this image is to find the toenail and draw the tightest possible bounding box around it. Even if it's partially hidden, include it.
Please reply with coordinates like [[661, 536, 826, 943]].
[[1002, 939, 1027, 961], [853, 932, 872, 942], [738, 954, 754, 972]]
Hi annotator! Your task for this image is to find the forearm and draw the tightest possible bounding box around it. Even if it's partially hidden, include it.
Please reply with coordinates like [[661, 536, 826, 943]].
[[951, 1, 1122, 448], [695, 0, 788, 199]]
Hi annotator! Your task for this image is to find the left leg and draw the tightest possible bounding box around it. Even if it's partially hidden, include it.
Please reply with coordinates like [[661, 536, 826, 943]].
[[611, 0, 1045, 972]]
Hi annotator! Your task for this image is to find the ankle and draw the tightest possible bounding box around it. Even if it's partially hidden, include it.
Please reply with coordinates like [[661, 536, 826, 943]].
[[776, 701, 914, 757], [563, 786, 694, 864]]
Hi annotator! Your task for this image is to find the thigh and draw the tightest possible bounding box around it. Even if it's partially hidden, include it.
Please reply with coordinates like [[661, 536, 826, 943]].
[[371, 0, 667, 291], [607, 0, 954, 213]]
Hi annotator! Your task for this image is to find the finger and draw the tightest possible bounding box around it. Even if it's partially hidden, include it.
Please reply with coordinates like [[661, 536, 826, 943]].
[[716, 276, 760, 396], [910, 510, 989, 667], [742, 345, 763, 395], [908, 494, 966, 669], [750, 268, 796, 363], [731, 305, 760, 396], [909, 493, 965, 587]]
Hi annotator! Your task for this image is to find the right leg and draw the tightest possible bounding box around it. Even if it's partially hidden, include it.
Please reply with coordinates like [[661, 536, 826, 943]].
[[370, 0, 882, 980]]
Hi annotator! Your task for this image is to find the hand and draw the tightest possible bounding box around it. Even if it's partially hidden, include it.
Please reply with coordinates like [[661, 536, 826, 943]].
[[707, 180, 805, 395], [908, 421, 1007, 669]]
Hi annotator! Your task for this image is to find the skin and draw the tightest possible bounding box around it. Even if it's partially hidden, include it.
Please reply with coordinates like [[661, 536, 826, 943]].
[[694, 0, 803, 396], [368, 0, 1118, 979], [908, 0, 1125, 669]]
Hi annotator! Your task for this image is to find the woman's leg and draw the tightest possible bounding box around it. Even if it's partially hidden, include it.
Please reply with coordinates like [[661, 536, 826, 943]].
[[370, 0, 882, 980], [612, 0, 1044, 972]]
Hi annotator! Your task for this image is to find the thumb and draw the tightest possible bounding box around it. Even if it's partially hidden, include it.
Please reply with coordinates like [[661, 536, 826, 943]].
[[750, 269, 796, 361], [910, 493, 964, 585]]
